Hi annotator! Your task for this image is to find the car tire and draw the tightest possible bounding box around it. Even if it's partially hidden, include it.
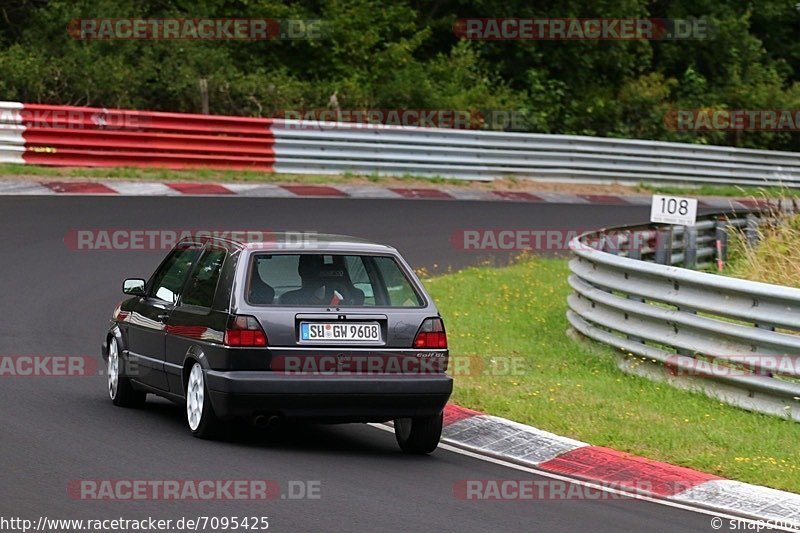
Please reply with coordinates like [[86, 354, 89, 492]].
[[107, 337, 146, 408], [394, 412, 443, 454], [185, 362, 220, 439]]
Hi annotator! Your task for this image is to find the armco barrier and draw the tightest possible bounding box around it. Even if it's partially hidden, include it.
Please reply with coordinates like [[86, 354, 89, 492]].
[[0, 102, 275, 170], [0, 102, 25, 164], [567, 210, 800, 421], [3, 101, 800, 185]]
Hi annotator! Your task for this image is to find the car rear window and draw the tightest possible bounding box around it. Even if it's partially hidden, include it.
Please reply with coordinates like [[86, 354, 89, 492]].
[[247, 254, 424, 307]]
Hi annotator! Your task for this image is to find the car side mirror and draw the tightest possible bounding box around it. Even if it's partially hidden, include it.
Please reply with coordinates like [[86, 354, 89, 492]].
[[123, 278, 146, 296]]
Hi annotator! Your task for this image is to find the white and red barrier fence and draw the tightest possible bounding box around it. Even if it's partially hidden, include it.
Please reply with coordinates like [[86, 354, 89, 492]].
[[0, 102, 275, 170], [4, 101, 800, 186]]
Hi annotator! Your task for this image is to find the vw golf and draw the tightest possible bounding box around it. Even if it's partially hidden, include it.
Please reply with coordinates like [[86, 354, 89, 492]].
[[101, 233, 453, 453]]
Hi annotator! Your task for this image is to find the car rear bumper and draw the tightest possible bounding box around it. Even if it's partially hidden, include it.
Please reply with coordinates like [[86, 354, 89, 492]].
[[204, 371, 453, 422]]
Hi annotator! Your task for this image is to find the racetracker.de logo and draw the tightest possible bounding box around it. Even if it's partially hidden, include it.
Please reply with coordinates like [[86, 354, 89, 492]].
[[0, 355, 98, 377], [453, 479, 697, 500], [665, 109, 800, 131], [67, 479, 321, 500], [277, 109, 524, 130], [0, 108, 150, 130], [450, 229, 654, 253], [64, 230, 318, 251], [453, 18, 712, 41], [67, 18, 326, 40], [665, 355, 800, 379], [270, 354, 528, 377]]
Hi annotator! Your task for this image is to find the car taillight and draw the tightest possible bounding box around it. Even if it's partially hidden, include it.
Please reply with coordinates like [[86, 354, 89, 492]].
[[413, 318, 447, 349], [224, 315, 268, 347]]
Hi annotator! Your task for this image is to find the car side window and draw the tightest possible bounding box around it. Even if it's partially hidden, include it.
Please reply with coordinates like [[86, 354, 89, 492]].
[[149, 246, 200, 304], [345, 255, 375, 305], [181, 247, 227, 308]]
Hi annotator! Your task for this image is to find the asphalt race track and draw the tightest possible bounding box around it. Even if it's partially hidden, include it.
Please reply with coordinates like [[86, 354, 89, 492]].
[[0, 196, 723, 532]]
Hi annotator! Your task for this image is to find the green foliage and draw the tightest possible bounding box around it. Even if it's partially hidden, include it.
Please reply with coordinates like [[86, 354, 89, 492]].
[[2, 0, 800, 149]]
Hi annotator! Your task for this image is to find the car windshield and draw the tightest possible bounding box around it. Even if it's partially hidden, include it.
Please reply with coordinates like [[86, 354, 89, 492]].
[[247, 253, 424, 307]]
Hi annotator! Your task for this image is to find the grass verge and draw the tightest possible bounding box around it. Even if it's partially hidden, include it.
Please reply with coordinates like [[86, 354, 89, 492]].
[[422, 257, 800, 493], [5, 162, 800, 199], [725, 210, 800, 288], [0, 163, 546, 191], [10, 162, 798, 198], [0, 162, 416, 185], [637, 182, 800, 198]]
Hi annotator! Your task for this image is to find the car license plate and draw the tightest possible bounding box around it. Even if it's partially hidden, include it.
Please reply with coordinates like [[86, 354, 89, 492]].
[[300, 322, 381, 342]]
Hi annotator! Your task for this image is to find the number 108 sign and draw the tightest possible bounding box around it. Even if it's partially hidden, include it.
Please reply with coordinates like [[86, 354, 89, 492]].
[[650, 194, 698, 226]]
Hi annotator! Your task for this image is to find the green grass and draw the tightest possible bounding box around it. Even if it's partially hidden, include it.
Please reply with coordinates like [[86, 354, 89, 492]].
[[0, 162, 355, 183], [0, 163, 467, 188], [8, 162, 797, 199], [422, 257, 800, 493], [637, 182, 800, 198], [0, 163, 482, 190]]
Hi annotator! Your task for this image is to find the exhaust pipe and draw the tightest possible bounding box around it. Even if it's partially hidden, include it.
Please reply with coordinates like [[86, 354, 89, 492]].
[[252, 414, 283, 429]]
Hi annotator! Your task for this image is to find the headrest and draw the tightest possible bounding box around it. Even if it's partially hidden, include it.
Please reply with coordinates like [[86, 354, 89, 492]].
[[298, 254, 324, 279], [318, 256, 349, 283]]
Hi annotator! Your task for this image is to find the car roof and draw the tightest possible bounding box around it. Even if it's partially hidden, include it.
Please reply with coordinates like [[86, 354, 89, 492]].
[[177, 232, 397, 254]]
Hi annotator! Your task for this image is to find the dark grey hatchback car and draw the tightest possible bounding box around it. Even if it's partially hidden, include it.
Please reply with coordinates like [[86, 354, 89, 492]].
[[102, 233, 453, 453]]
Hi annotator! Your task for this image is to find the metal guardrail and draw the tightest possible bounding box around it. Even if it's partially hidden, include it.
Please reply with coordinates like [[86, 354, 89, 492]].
[[567, 209, 800, 421], [0, 102, 276, 169], [3, 101, 800, 186], [270, 120, 800, 185], [0, 102, 25, 164]]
